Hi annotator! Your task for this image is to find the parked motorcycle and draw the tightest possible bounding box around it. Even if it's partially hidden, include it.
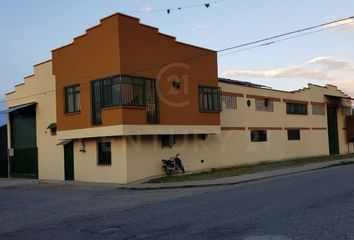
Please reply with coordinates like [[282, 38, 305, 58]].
[[162, 153, 185, 175]]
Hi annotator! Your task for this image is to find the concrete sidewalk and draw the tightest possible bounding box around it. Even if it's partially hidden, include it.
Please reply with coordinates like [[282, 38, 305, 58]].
[[1, 158, 353, 190], [0, 178, 122, 190], [121, 158, 354, 190], [0, 178, 38, 188]]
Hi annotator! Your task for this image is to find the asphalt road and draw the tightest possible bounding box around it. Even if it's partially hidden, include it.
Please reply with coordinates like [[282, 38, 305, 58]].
[[1, 165, 354, 240]]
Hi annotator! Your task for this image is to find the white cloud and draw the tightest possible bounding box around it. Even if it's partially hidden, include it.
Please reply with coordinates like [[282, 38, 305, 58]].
[[191, 25, 211, 32], [305, 57, 354, 71], [324, 18, 354, 32], [139, 4, 153, 12], [222, 56, 354, 96]]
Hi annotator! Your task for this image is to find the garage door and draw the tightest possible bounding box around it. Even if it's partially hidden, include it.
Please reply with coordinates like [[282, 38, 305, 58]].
[[10, 105, 38, 178]]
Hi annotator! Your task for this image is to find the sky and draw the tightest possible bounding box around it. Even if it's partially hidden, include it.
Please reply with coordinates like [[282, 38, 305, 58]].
[[0, 0, 354, 125]]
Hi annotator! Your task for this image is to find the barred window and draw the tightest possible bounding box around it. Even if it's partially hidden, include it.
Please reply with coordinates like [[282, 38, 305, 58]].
[[222, 95, 237, 110], [256, 99, 274, 112], [199, 86, 221, 112], [286, 103, 308, 115], [64, 85, 80, 113], [91, 75, 154, 125], [288, 129, 301, 141], [251, 130, 267, 142], [100, 76, 145, 108], [97, 141, 111, 166], [160, 135, 176, 149]]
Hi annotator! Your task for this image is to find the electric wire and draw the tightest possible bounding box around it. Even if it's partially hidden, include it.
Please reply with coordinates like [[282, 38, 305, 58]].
[[1, 16, 353, 107], [218, 20, 354, 56], [121, 0, 231, 14]]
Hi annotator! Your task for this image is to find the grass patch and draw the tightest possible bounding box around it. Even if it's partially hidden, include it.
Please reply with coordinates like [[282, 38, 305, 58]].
[[147, 154, 354, 183]]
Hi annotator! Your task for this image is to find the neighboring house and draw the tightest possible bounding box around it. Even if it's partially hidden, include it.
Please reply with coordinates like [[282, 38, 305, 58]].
[[3, 13, 354, 183], [218, 78, 353, 161], [5, 61, 64, 179]]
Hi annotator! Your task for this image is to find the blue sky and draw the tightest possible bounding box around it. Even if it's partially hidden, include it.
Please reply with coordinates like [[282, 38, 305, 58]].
[[0, 0, 353, 123]]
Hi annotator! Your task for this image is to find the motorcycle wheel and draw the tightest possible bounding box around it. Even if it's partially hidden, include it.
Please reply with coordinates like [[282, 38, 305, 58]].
[[163, 166, 172, 175], [175, 159, 185, 173]]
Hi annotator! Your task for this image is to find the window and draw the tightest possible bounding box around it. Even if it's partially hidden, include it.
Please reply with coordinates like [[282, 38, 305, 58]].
[[251, 130, 267, 142], [222, 95, 237, 110], [256, 99, 274, 112], [64, 85, 80, 113], [199, 86, 221, 112], [91, 75, 156, 125], [97, 141, 111, 166], [160, 135, 175, 148], [94, 76, 145, 108], [288, 129, 301, 141], [172, 81, 181, 90], [286, 103, 308, 115]]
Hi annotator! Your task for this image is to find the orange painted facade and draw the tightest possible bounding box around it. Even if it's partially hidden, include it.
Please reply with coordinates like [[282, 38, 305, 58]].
[[52, 13, 219, 132]]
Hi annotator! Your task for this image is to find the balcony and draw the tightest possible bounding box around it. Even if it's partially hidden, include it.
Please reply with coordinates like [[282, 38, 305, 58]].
[[91, 75, 158, 125]]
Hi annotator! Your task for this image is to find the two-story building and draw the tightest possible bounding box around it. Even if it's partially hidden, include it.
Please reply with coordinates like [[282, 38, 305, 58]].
[[2, 13, 354, 183]]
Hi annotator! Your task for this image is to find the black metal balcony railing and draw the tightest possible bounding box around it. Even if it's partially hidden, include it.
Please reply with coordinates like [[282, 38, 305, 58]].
[[91, 75, 158, 125]]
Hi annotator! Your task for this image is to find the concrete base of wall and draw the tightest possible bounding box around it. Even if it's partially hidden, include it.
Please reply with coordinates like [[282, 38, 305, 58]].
[[61, 130, 354, 184]]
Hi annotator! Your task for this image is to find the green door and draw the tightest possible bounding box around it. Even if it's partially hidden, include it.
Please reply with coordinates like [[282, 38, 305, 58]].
[[10, 106, 38, 178], [327, 106, 340, 155], [64, 142, 74, 181]]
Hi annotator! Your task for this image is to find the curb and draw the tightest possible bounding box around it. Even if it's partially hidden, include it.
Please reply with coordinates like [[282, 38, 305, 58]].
[[119, 159, 354, 190]]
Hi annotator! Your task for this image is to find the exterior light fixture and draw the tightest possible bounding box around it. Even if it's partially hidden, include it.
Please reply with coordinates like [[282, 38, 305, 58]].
[[79, 139, 86, 153]]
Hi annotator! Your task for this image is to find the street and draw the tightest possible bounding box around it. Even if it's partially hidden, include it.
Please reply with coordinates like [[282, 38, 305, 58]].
[[1, 165, 354, 240]]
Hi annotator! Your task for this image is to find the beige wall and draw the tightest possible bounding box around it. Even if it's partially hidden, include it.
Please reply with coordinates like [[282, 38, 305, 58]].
[[6, 60, 353, 184], [73, 137, 127, 183], [59, 81, 353, 184], [121, 82, 353, 183], [123, 128, 331, 183], [220, 82, 353, 155], [6, 61, 65, 180], [57, 124, 220, 140]]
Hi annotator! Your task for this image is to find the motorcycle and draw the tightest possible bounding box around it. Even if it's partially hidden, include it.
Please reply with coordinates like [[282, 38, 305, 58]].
[[162, 153, 185, 175]]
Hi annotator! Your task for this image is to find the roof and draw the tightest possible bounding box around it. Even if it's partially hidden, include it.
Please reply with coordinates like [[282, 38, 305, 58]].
[[0, 102, 37, 115], [218, 78, 270, 89], [52, 13, 216, 53]]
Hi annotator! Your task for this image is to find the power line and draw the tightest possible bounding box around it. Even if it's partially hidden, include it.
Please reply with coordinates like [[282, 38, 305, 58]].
[[122, 0, 230, 14], [1, 15, 353, 107], [218, 16, 354, 53], [218, 19, 354, 56], [73, 16, 354, 78]]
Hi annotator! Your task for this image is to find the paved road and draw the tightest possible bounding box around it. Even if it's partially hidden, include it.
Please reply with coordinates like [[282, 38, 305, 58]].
[[1, 165, 354, 240]]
